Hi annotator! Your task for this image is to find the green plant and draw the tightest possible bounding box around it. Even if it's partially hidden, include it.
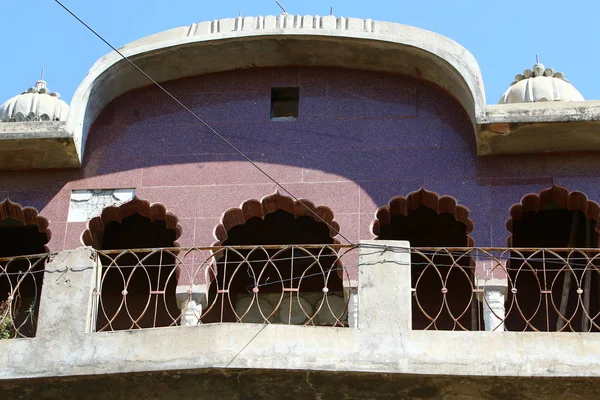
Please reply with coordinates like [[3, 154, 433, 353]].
[[0, 300, 14, 339]]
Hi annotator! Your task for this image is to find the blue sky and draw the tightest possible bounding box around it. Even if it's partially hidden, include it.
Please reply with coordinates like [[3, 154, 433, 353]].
[[1, 1, 597, 105]]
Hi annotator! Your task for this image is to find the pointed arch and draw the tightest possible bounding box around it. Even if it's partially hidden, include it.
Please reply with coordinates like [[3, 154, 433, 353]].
[[0, 199, 51, 252], [0, 199, 50, 338], [371, 188, 477, 331], [81, 197, 182, 248], [371, 187, 474, 246], [506, 185, 600, 246], [504, 185, 600, 332], [84, 197, 183, 332], [213, 191, 340, 245], [204, 192, 347, 326]]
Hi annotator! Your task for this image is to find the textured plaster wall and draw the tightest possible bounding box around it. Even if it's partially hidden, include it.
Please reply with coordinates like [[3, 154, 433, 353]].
[[0, 67, 599, 252]]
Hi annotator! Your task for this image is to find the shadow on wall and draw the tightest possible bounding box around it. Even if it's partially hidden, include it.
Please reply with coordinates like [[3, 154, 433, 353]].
[[79, 66, 479, 221], [0, 66, 598, 250]]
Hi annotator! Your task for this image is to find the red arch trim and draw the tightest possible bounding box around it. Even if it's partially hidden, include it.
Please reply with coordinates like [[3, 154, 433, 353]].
[[371, 187, 474, 246], [0, 198, 51, 249], [506, 185, 600, 246], [212, 191, 340, 246], [81, 197, 182, 247]]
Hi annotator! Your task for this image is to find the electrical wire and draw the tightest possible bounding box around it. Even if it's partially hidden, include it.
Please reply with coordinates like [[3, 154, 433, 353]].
[[53, 0, 354, 246]]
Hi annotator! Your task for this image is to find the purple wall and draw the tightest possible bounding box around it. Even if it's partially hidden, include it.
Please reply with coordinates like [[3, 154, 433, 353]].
[[1, 66, 599, 252]]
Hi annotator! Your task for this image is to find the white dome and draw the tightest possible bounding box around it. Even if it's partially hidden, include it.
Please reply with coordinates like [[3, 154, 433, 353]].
[[0, 80, 69, 122], [499, 63, 584, 104]]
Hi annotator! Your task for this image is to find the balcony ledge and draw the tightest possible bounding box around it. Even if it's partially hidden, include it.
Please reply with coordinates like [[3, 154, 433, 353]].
[[0, 121, 80, 169], [2, 244, 600, 387], [2, 325, 600, 382], [477, 101, 600, 155]]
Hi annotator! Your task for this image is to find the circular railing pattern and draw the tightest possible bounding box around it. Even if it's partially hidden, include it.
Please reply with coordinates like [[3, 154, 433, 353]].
[[0, 254, 47, 339], [95, 245, 357, 331], [411, 247, 600, 332]]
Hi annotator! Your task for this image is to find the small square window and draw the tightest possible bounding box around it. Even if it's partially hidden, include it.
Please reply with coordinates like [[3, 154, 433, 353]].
[[271, 87, 299, 120]]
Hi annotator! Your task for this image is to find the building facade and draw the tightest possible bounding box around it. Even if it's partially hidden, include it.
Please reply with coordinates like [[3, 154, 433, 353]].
[[1, 14, 600, 399]]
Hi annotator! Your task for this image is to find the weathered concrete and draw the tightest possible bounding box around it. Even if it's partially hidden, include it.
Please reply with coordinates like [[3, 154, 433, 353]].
[[2, 242, 600, 386], [35, 247, 97, 337], [0, 121, 79, 169], [478, 101, 600, 155], [358, 240, 411, 332]]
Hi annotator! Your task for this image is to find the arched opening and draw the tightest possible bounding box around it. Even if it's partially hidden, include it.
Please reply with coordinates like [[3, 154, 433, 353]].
[[204, 192, 346, 326], [505, 186, 600, 332], [82, 198, 182, 331], [0, 200, 49, 338], [372, 188, 478, 331]]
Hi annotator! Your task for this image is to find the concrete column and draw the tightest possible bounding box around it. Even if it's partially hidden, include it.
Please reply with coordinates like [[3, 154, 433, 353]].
[[36, 247, 97, 338], [176, 285, 208, 326], [345, 287, 358, 328], [357, 240, 411, 332], [474, 258, 509, 332], [481, 282, 507, 331]]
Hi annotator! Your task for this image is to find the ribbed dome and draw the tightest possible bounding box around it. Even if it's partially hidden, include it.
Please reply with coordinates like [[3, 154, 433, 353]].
[[0, 80, 69, 122], [499, 63, 584, 104]]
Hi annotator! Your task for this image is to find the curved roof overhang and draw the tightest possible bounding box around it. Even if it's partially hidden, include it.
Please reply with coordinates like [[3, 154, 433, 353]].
[[66, 15, 485, 162]]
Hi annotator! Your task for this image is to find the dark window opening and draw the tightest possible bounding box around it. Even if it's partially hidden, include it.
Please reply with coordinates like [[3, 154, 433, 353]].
[[203, 209, 343, 325], [95, 213, 179, 331], [507, 205, 600, 332], [271, 87, 299, 119], [377, 206, 479, 331], [0, 217, 48, 338]]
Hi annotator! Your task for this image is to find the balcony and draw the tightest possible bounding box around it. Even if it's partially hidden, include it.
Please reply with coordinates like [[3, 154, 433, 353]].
[[1, 241, 600, 396]]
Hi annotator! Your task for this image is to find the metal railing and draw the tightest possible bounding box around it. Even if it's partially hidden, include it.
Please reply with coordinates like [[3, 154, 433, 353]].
[[93, 245, 358, 331], [411, 247, 600, 332], [5, 245, 599, 335], [0, 254, 47, 339]]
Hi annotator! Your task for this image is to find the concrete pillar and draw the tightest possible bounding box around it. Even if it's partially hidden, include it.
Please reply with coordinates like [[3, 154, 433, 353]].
[[176, 285, 208, 326], [357, 240, 411, 332], [474, 258, 509, 332], [481, 282, 507, 331], [344, 287, 358, 328], [36, 247, 97, 338]]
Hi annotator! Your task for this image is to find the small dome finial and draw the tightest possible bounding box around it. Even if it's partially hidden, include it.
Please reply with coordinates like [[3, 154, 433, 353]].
[[0, 77, 69, 122], [499, 62, 584, 104]]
